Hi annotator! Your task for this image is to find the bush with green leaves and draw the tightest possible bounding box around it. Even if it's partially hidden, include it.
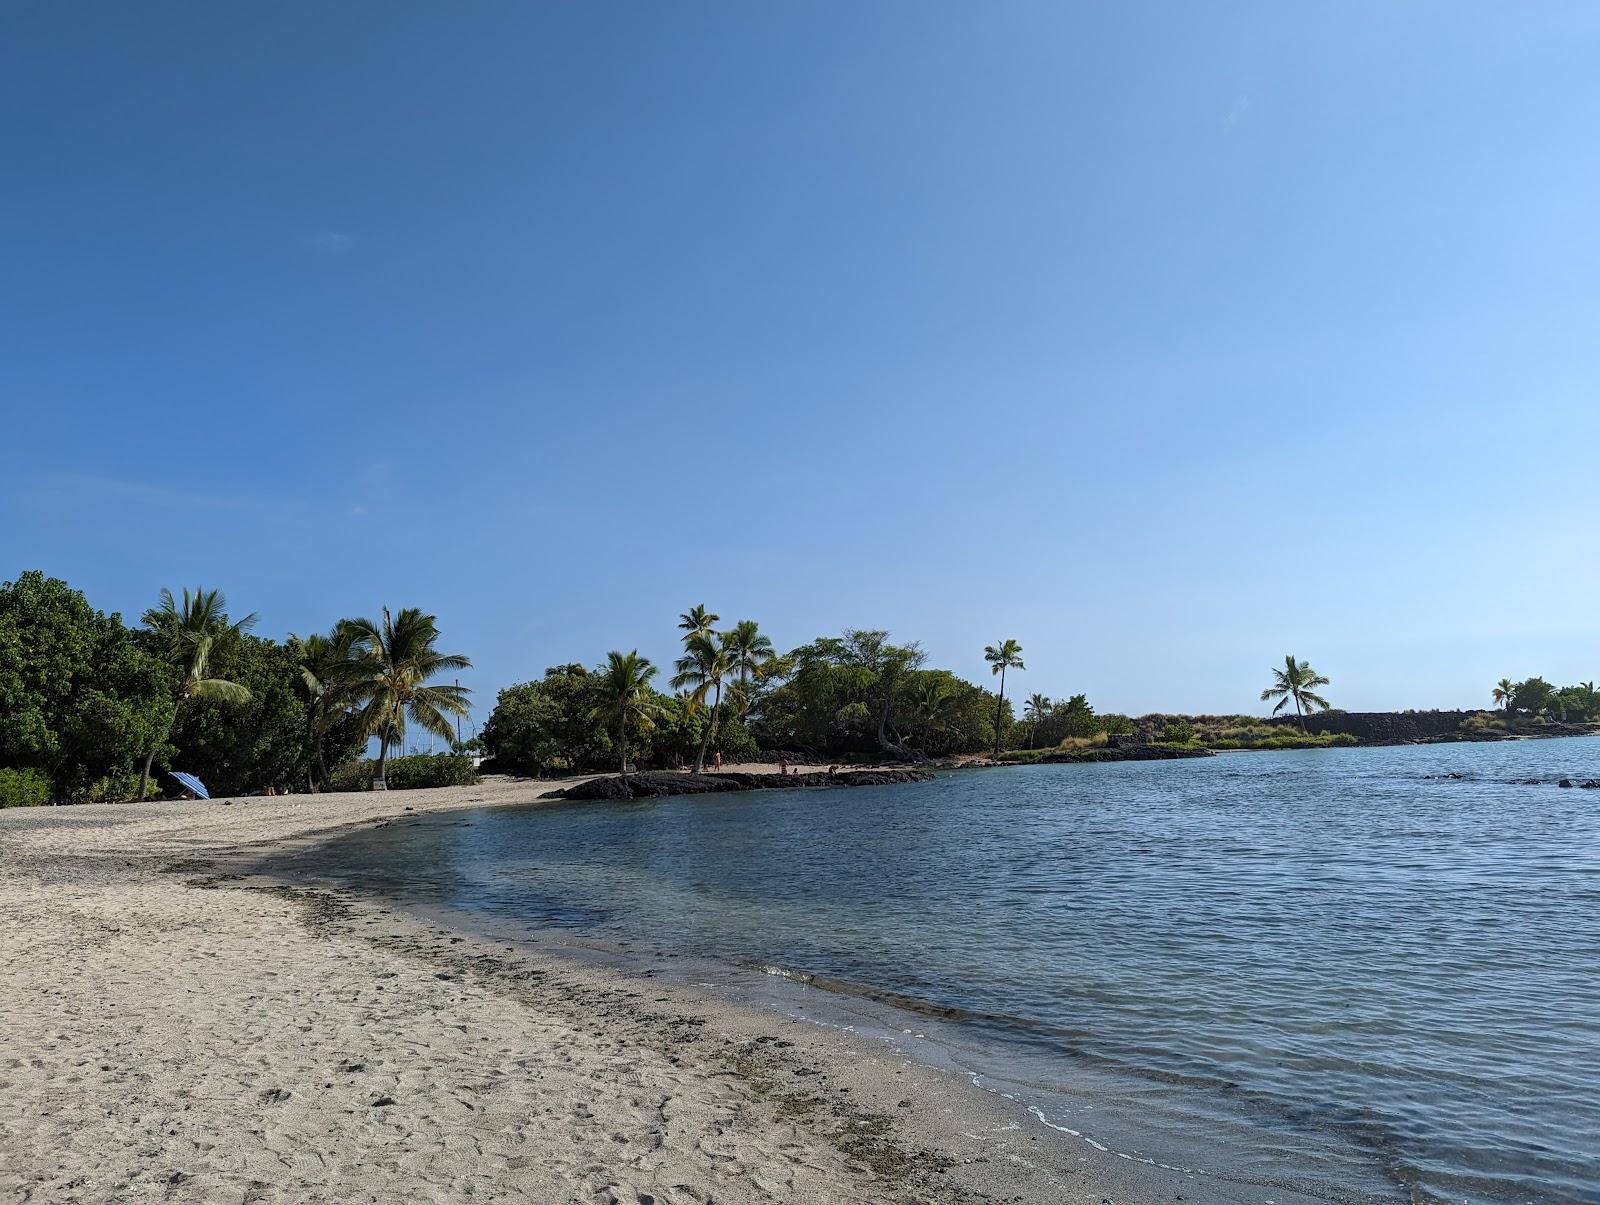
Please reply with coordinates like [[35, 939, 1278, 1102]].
[[328, 753, 478, 792], [0, 767, 51, 807], [0, 571, 176, 800]]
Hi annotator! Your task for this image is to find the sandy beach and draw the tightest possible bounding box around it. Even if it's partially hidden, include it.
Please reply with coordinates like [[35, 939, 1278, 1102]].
[[3, 779, 1315, 1205]]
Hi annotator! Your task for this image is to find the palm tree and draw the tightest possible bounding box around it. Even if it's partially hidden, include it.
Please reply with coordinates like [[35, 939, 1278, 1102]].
[[678, 604, 720, 639], [1023, 693, 1052, 748], [343, 607, 472, 790], [136, 587, 257, 802], [1491, 678, 1515, 711], [984, 639, 1025, 758], [591, 650, 662, 777], [1260, 655, 1332, 731], [290, 625, 363, 792], [672, 632, 733, 773], [724, 619, 776, 719]]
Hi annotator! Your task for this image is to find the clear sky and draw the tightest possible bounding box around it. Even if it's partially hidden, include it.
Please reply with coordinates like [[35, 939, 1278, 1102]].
[[4, 2, 1598, 726]]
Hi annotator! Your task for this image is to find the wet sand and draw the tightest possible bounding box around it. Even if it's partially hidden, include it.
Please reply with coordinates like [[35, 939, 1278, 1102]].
[[1, 779, 1348, 1204]]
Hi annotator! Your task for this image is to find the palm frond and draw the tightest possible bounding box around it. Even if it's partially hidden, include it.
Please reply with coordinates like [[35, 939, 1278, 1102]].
[[190, 678, 251, 705]]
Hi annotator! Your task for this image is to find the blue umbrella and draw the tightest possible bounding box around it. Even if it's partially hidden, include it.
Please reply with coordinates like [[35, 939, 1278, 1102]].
[[168, 771, 210, 800]]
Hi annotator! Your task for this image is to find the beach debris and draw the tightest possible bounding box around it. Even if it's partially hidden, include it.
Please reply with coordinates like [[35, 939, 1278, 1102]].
[[370, 1095, 396, 1107], [257, 1088, 292, 1103]]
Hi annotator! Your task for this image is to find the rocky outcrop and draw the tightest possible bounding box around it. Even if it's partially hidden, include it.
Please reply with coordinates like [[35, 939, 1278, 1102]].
[[560, 769, 935, 801]]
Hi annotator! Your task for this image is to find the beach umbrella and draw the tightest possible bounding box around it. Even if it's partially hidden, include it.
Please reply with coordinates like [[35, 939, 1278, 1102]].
[[168, 771, 210, 800]]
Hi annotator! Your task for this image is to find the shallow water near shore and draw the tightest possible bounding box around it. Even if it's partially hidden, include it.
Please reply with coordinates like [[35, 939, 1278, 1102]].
[[265, 737, 1600, 1204]]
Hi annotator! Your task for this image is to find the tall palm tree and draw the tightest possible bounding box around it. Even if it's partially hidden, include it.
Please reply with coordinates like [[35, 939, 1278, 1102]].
[[343, 607, 472, 790], [1261, 655, 1332, 731], [672, 631, 733, 773], [1491, 678, 1515, 711], [1023, 693, 1052, 748], [984, 639, 1025, 758], [290, 625, 363, 792], [724, 619, 776, 719], [136, 587, 257, 802], [678, 604, 720, 639], [591, 650, 662, 777]]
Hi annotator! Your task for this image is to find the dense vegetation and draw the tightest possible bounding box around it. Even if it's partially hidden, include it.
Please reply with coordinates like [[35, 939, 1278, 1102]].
[[481, 619, 1018, 776], [0, 571, 470, 803], [1490, 676, 1600, 722]]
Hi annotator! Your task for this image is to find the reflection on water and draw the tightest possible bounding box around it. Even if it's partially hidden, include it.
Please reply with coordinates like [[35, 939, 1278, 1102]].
[[271, 737, 1600, 1204]]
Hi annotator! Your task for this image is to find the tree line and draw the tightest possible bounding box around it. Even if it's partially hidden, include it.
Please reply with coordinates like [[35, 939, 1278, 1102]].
[[480, 612, 1064, 776], [1490, 676, 1600, 722], [0, 571, 471, 803]]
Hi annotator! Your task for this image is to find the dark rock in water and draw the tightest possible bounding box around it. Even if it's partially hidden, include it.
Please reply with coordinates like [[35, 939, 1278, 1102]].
[[1038, 743, 1214, 764], [1558, 779, 1574, 788], [1581, 780, 1600, 789], [560, 768, 935, 801]]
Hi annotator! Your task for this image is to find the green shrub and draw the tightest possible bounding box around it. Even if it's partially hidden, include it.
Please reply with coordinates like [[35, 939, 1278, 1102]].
[[1161, 720, 1196, 744], [0, 767, 51, 807], [384, 753, 478, 790], [329, 753, 479, 792], [327, 758, 374, 792], [73, 771, 153, 803], [1208, 731, 1357, 750]]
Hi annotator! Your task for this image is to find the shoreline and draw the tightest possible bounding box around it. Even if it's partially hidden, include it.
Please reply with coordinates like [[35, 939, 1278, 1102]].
[[2, 780, 1385, 1205]]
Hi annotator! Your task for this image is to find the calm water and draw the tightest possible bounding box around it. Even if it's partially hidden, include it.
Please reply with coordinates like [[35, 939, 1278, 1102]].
[[273, 739, 1600, 1204]]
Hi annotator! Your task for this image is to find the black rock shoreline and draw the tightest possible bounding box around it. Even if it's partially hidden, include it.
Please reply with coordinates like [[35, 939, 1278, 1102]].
[[559, 768, 935, 801]]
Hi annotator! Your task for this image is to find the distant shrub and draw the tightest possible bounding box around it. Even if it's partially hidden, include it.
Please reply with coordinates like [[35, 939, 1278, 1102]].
[[327, 758, 373, 793], [329, 754, 479, 792], [1056, 732, 1109, 751], [1460, 712, 1506, 732], [384, 753, 478, 790], [73, 771, 154, 803], [0, 767, 51, 807], [1209, 731, 1356, 750], [1098, 714, 1135, 736], [1161, 720, 1196, 744]]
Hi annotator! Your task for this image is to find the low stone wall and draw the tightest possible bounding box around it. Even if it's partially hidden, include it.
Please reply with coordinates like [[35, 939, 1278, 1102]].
[[1269, 710, 1474, 743]]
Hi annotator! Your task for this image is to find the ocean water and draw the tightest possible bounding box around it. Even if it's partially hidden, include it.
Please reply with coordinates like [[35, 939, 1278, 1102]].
[[269, 738, 1600, 1204]]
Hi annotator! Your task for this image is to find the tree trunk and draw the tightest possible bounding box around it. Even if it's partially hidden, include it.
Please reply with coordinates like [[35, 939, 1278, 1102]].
[[874, 693, 924, 762], [992, 666, 1007, 759], [1295, 696, 1306, 733], [619, 722, 629, 777], [707, 684, 723, 762], [373, 736, 389, 790], [136, 746, 156, 804], [306, 710, 318, 793], [693, 722, 708, 774]]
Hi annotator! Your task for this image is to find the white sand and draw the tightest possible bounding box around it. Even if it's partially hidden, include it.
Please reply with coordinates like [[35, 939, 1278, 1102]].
[[0, 780, 1316, 1204]]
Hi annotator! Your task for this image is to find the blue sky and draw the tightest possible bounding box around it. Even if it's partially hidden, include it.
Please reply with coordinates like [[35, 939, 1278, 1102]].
[[3, 2, 1598, 725]]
